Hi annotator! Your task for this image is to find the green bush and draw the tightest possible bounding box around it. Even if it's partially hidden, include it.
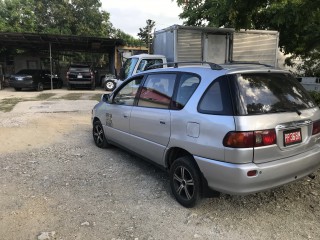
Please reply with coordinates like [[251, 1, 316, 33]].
[[308, 91, 320, 106]]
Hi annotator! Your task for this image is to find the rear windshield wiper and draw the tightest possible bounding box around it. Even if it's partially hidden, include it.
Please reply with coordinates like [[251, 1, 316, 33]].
[[269, 107, 301, 115], [292, 107, 302, 115]]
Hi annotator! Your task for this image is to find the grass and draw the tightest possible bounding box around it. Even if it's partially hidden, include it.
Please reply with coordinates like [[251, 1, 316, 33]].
[[0, 91, 102, 113], [90, 94, 103, 101], [57, 93, 102, 101], [0, 93, 56, 112], [0, 98, 24, 112], [33, 93, 56, 101], [58, 93, 85, 100]]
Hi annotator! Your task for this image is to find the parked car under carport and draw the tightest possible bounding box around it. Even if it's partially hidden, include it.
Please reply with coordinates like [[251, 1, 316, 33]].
[[9, 69, 63, 91]]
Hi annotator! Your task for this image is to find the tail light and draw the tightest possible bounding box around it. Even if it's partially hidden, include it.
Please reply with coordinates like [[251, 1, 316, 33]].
[[312, 120, 320, 135], [223, 129, 276, 148], [66, 71, 69, 80], [91, 71, 94, 79], [255, 130, 277, 147]]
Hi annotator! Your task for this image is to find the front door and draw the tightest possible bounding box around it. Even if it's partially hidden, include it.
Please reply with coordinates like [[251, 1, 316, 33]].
[[104, 77, 143, 147], [130, 73, 176, 165]]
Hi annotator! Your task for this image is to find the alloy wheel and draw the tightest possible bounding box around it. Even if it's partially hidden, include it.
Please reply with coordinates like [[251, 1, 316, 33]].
[[173, 166, 195, 201], [93, 123, 104, 146]]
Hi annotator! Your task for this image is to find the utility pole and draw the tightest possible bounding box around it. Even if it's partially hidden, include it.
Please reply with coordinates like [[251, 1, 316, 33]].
[[147, 24, 150, 54]]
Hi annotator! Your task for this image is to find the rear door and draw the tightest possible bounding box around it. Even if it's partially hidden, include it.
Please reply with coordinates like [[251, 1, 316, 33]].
[[129, 73, 176, 165], [230, 72, 320, 164]]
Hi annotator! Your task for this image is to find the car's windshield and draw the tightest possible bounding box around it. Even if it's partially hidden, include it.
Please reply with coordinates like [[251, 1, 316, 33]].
[[233, 73, 316, 115], [136, 59, 164, 73], [123, 58, 139, 79]]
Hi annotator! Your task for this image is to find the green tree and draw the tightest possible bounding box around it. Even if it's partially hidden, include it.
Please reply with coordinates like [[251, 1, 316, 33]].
[[176, 0, 320, 76], [137, 19, 155, 47], [112, 28, 142, 46], [0, 0, 114, 37], [0, 0, 37, 32]]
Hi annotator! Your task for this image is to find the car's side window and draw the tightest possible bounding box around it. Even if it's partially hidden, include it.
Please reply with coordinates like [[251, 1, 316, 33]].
[[199, 82, 223, 112], [113, 77, 143, 106], [137, 74, 176, 109], [172, 73, 200, 110], [198, 76, 233, 115]]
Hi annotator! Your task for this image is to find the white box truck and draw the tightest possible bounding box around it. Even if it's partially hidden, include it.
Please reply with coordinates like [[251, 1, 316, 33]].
[[153, 25, 279, 67], [103, 25, 279, 91]]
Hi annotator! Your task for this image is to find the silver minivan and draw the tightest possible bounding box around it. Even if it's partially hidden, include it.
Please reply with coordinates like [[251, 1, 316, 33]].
[[92, 63, 320, 207]]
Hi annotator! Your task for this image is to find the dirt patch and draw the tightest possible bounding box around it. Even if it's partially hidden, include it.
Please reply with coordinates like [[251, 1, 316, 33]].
[[0, 93, 320, 240], [0, 113, 90, 154]]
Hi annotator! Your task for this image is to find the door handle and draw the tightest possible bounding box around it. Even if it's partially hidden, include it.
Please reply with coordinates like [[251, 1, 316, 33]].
[[160, 121, 166, 125], [123, 114, 129, 118]]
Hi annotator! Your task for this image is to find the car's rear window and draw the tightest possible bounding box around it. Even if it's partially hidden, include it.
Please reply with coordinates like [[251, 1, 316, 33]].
[[69, 66, 90, 72], [232, 73, 316, 115], [17, 69, 38, 75]]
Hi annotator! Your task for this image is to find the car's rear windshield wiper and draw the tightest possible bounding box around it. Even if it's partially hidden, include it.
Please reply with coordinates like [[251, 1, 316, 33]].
[[269, 107, 301, 115]]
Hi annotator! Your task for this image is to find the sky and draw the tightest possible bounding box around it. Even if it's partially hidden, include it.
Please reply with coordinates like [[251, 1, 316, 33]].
[[100, 0, 184, 37]]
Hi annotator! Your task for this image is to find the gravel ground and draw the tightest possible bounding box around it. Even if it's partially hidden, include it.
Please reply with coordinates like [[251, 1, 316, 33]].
[[0, 92, 320, 240]]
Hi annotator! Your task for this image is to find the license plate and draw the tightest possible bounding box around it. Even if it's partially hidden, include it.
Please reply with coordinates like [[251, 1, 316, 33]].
[[77, 74, 83, 78], [284, 129, 302, 146], [17, 77, 23, 81]]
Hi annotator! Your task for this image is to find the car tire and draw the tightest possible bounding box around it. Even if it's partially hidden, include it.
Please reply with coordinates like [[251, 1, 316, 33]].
[[0, 80, 2, 90], [37, 82, 44, 91], [91, 83, 96, 90], [67, 83, 72, 90], [14, 87, 22, 91], [104, 80, 116, 91], [170, 156, 202, 208], [92, 120, 110, 148]]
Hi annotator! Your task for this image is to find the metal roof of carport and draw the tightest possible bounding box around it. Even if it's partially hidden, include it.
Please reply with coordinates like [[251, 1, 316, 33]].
[[0, 32, 125, 53]]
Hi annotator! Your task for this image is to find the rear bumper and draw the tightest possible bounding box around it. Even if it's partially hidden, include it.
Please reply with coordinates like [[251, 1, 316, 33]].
[[68, 79, 93, 85], [195, 146, 320, 195], [9, 80, 35, 88]]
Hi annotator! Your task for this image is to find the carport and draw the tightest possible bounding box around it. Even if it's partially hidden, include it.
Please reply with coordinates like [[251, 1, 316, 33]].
[[0, 32, 124, 88]]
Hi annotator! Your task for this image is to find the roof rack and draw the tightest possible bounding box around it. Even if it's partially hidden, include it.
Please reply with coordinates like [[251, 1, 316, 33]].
[[172, 61, 223, 70], [227, 61, 273, 68], [146, 61, 223, 71]]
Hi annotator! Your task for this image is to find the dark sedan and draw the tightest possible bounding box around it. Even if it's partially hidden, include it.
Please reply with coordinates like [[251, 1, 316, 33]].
[[9, 69, 63, 91]]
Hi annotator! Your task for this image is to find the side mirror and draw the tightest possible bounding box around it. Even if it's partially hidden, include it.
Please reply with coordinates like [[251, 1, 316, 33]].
[[101, 93, 110, 102], [119, 68, 125, 80]]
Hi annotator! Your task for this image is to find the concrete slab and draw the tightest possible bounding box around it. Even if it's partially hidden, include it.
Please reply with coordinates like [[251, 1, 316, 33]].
[[11, 100, 98, 113]]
